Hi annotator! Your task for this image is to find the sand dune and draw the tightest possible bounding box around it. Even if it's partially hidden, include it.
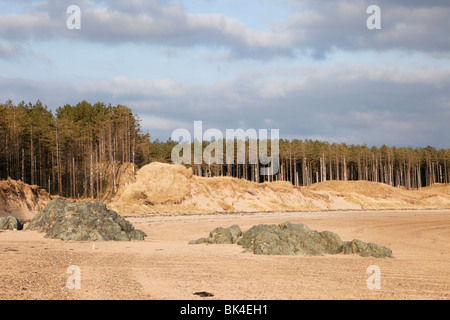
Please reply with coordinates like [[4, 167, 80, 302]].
[[309, 180, 450, 210], [0, 179, 51, 220], [109, 162, 450, 216], [2, 162, 450, 219]]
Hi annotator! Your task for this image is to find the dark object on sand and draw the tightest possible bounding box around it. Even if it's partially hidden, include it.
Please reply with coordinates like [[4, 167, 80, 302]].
[[193, 291, 214, 297]]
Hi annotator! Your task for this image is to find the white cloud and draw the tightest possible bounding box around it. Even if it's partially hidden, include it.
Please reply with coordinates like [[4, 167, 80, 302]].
[[0, 41, 23, 58], [1, 1, 450, 147], [2, 0, 449, 60], [140, 115, 191, 131], [1, 59, 449, 147], [79, 76, 187, 98]]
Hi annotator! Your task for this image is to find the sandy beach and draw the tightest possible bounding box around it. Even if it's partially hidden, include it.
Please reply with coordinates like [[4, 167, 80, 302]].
[[1, 209, 449, 300]]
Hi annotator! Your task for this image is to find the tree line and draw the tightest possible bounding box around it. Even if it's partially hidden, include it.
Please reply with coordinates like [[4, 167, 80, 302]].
[[0, 100, 153, 199], [175, 139, 450, 189], [1, 100, 449, 200]]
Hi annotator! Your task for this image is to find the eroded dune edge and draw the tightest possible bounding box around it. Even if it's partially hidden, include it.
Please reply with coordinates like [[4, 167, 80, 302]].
[[108, 162, 450, 216], [2, 162, 450, 219]]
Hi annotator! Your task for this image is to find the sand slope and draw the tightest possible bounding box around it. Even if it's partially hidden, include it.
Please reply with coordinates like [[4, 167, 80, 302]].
[[110, 162, 349, 215], [110, 162, 450, 216], [0, 179, 51, 221], [309, 180, 450, 209], [2, 162, 450, 218]]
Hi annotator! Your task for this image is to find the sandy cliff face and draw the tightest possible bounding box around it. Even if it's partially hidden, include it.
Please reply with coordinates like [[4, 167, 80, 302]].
[[0, 179, 51, 221], [308, 180, 450, 209], [109, 162, 343, 215], [110, 162, 450, 216], [4, 162, 449, 219]]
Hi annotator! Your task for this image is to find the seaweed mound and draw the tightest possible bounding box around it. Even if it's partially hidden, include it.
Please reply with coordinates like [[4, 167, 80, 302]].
[[26, 199, 146, 241], [237, 222, 344, 256], [342, 239, 393, 258], [190, 222, 392, 258], [189, 225, 242, 244]]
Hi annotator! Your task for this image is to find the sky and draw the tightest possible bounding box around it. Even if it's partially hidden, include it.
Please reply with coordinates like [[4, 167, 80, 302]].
[[1, 0, 450, 148]]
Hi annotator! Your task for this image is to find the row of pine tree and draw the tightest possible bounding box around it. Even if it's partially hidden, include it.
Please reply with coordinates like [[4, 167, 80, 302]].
[[1, 100, 449, 200]]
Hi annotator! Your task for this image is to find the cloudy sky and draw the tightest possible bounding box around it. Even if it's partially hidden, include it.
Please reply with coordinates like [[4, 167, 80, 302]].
[[1, 0, 450, 148]]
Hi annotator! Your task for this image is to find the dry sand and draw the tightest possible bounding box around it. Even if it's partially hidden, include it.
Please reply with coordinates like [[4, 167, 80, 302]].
[[110, 162, 450, 215], [1, 209, 449, 300]]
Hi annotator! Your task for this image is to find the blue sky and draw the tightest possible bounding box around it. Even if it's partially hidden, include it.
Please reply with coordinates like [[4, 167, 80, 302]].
[[1, 0, 450, 148]]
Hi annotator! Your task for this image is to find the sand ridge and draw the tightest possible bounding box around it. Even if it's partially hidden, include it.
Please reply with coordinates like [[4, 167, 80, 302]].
[[109, 162, 450, 216], [3, 163, 450, 219]]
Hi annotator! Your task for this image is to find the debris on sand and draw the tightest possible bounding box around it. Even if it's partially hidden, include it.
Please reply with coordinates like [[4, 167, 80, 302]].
[[190, 222, 393, 258], [193, 291, 214, 297], [0, 216, 24, 230], [26, 199, 146, 241]]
